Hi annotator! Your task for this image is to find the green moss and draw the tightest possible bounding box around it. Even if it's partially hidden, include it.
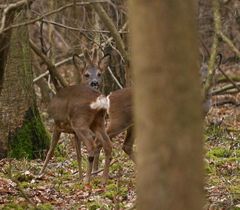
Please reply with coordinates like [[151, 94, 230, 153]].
[[235, 149, 240, 157], [2, 203, 25, 210], [37, 203, 54, 210], [8, 108, 50, 159], [206, 147, 232, 159]]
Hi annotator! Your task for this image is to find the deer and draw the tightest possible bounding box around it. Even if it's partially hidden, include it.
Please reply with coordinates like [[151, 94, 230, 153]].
[[73, 48, 135, 168], [39, 48, 112, 184]]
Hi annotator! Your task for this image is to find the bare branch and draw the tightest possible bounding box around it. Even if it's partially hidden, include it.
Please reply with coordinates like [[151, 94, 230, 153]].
[[0, 0, 109, 35], [92, 3, 128, 62], [0, 0, 35, 33], [41, 19, 128, 34], [107, 67, 123, 89], [203, 0, 221, 99], [29, 39, 67, 90], [33, 23, 128, 83]]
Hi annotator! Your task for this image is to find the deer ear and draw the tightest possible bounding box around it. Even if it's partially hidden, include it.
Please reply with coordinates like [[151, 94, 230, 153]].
[[73, 54, 86, 72], [99, 54, 111, 71], [92, 48, 98, 65], [83, 48, 91, 64]]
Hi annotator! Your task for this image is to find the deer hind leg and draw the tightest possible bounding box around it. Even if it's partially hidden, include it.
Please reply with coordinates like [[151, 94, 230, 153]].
[[95, 128, 112, 185], [122, 126, 135, 162], [40, 128, 61, 175], [92, 139, 102, 173], [74, 134, 82, 179], [73, 126, 95, 184]]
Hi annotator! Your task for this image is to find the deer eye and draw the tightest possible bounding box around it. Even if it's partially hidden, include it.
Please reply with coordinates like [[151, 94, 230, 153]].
[[97, 72, 101, 77], [84, 73, 90, 78]]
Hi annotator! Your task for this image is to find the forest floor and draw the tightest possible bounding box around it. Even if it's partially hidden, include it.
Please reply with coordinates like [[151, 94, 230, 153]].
[[0, 106, 239, 210], [0, 67, 240, 210]]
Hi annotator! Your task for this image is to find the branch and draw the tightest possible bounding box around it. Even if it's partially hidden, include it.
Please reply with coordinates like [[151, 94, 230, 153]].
[[203, 0, 221, 99], [0, 0, 109, 35], [33, 23, 128, 83], [92, 3, 128, 63], [0, 0, 35, 33], [107, 67, 123, 89], [218, 31, 240, 58], [217, 65, 240, 92], [29, 39, 67, 90], [41, 19, 128, 34], [211, 82, 240, 95]]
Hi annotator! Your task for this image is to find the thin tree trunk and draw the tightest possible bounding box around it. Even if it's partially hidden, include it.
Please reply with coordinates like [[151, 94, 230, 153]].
[[129, 1, 203, 210], [0, 9, 49, 159]]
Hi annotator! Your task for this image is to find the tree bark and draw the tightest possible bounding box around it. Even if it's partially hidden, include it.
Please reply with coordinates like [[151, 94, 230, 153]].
[[0, 9, 49, 159], [129, 1, 203, 210]]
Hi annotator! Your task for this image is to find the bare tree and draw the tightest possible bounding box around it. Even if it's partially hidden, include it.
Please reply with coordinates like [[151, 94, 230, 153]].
[[129, 1, 203, 209]]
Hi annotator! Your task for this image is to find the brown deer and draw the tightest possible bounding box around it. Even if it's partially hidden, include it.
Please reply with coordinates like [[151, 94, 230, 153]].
[[40, 85, 112, 184], [40, 49, 110, 184], [93, 87, 135, 172]]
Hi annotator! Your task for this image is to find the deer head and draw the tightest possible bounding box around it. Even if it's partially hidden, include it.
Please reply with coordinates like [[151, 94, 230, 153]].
[[73, 48, 111, 90]]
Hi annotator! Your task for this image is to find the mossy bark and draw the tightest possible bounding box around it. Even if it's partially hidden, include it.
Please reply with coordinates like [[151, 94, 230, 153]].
[[8, 107, 50, 159], [0, 8, 49, 159]]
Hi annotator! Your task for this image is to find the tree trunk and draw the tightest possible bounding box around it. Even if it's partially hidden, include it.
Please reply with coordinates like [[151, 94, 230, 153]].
[[0, 9, 49, 159], [0, 10, 15, 95], [129, 1, 203, 210]]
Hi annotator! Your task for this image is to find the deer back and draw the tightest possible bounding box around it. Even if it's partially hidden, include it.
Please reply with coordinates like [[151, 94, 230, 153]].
[[107, 88, 133, 136], [48, 84, 103, 124]]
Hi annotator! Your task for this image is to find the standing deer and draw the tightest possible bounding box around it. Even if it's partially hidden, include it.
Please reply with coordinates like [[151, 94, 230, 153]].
[[39, 49, 111, 183], [42, 85, 112, 184]]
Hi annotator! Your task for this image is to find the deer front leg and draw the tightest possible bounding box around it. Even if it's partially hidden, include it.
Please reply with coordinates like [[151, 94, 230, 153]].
[[74, 127, 95, 184], [96, 129, 112, 185], [74, 134, 83, 179], [93, 139, 102, 172], [40, 129, 61, 175]]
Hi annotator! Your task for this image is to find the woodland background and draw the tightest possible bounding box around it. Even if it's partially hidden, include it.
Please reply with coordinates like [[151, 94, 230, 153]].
[[0, 0, 239, 209]]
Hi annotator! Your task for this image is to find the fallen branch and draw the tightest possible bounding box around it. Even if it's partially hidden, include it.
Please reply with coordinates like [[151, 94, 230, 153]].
[[211, 82, 240, 95]]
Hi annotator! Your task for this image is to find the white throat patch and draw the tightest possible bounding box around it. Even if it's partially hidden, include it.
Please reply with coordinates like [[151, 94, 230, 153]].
[[90, 95, 110, 110]]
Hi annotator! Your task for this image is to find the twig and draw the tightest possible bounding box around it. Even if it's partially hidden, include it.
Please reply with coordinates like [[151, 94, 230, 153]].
[[29, 39, 67, 90], [107, 67, 123, 89], [92, 3, 128, 62], [7, 159, 36, 207], [211, 82, 240, 95], [218, 31, 240, 58], [0, 0, 35, 33], [33, 23, 128, 83], [73, 160, 118, 176], [0, 1, 109, 35], [203, 0, 221, 100], [217, 66, 240, 92], [41, 19, 128, 34]]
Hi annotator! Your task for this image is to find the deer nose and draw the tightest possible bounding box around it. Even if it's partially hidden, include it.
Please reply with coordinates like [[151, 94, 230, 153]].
[[90, 80, 99, 88]]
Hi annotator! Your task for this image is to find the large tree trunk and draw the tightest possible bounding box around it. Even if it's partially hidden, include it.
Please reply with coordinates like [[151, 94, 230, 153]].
[[129, 1, 203, 210], [0, 8, 49, 159]]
